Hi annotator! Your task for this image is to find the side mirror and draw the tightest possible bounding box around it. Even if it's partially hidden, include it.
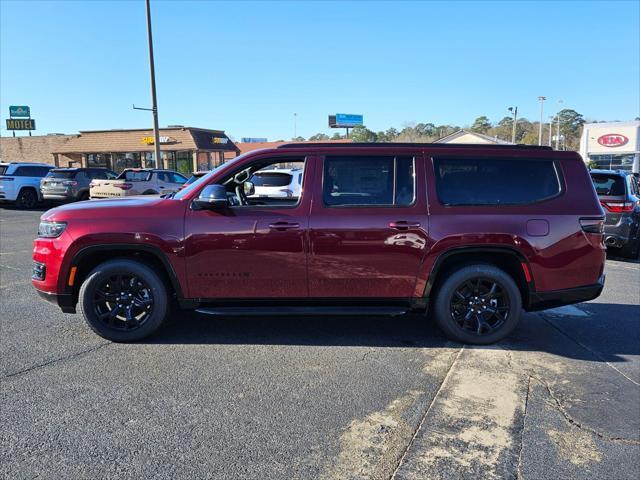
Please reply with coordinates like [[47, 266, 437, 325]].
[[193, 184, 228, 210], [244, 181, 255, 196]]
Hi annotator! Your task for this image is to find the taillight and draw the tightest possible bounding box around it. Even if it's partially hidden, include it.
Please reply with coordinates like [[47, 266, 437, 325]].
[[579, 217, 605, 234], [599, 200, 634, 213], [89, 181, 97, 188], [114, 183, 133, 190], [62, 180, 77, 186], [279, 189, 293, 197]]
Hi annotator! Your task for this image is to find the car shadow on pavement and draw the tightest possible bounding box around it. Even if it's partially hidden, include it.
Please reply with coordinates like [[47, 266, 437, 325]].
[[145, 303, 639, 364]]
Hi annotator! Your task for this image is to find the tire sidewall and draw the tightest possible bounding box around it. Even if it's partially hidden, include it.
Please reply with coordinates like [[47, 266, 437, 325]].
[[79, 259, 168, 342], [433, 264, 522, 345]]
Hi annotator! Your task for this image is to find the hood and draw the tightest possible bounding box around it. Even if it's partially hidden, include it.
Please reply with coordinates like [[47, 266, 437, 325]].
[[41, 196, 166, 221]]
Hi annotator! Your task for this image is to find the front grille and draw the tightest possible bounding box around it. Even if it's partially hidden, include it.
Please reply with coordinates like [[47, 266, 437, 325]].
[[32, 262, 46, 281]]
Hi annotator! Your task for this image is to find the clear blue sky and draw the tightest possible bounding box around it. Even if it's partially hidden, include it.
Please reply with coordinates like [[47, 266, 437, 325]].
[[1, 0, 638, 141]]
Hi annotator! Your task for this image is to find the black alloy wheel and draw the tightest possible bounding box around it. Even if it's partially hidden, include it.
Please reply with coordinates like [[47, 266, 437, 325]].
[[432, 264, 522, 345], [79, 259, 169, 342], [449, 277, 510, 336], [16, 188, 37, 209], [93, 274, 154, 331]]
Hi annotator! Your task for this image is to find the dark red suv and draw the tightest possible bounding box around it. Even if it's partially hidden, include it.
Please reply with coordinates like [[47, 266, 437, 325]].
[[32, 143, 606, 344]]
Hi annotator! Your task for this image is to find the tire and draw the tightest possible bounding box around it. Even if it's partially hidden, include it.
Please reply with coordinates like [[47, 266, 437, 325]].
[[432, 264, 522, 345], [78, 259, 169, 342], [15, 188, 38, 209], [142, 190, 158, 195], [619, 236, 640, 259]]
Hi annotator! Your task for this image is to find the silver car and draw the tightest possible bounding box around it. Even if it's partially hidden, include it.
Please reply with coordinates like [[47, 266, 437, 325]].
[[41, 168, 117, 202]]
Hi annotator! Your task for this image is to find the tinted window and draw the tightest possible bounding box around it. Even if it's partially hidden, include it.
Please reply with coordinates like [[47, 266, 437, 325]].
[[13, 166, 51, 177], [47, 170, 78, 179], [0, 165, 8, 175], [434, 157, 561, 206], [323, 156, 415, 207], [119, 171, 151, 182], [590, 174, 626, 196], [251, 172, 293, 187]]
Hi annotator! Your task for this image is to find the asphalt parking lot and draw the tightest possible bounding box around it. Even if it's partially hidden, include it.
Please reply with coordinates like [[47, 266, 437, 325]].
[[1, 206, 638, 480]]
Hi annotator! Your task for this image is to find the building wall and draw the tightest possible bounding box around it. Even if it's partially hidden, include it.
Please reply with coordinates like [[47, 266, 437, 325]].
[[580, 121, 640, 173], [0, 135, 79, 165], [441, 132, 495, 144]]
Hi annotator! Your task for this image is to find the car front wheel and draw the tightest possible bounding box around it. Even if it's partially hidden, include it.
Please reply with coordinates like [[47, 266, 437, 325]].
[[432, 264, 522, 345], [78, 259, 169, 342]]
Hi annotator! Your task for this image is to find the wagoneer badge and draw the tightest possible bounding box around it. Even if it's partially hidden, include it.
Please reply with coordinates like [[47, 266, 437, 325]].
[[597, 133, 629, 147]]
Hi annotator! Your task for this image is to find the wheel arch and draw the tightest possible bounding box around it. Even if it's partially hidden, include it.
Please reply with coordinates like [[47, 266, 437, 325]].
[[424, 246, 534, 308], [64, 244, 186, 308]]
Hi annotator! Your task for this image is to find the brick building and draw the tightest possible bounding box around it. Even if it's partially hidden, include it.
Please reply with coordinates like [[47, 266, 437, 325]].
[[1, 126, 240, 175]]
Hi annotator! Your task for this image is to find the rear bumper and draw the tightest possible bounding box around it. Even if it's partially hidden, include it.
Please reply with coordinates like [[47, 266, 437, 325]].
[[35, 289, 76, 314], [42, 193, 74, 201], [526, 275, 605, 311]]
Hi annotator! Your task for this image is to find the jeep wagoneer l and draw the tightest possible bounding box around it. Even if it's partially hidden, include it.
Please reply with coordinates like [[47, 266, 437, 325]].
[[32, 143, 606, 344]]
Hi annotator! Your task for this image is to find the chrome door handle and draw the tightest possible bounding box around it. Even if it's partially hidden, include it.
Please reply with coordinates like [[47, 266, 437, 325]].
[[268, 222, 300, 231], [389, 221, 421, 230]]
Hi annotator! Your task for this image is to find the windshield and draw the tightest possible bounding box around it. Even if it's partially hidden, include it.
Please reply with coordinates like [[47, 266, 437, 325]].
[[590, 174, 626, 196], [251, 172, 293, 187], [172, 158, 243, 200], [47, 170, 78, 179], [119, 171, 152, 182]]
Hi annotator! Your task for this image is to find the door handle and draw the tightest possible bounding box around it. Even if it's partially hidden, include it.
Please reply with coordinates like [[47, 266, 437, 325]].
[[389, 221, 421, 230], [268, 222, 300, 231]]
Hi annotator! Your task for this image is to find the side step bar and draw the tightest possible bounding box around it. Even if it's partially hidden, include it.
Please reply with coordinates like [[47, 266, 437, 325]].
[[195, 306, 409, 317]]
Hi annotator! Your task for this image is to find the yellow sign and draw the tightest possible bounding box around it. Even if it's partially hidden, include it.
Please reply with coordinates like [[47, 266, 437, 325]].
[[141, 136, 155, 145], [141, 136, 173, 145]]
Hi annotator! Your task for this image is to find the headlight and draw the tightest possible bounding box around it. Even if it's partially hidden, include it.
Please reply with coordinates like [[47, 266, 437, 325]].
[[38, 221, 67, 238]]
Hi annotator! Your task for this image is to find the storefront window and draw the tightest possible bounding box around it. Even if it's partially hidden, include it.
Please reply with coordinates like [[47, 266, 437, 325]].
[[167, 151, 193, 176], [87, 153, 112, 169], [143, 152, 155, 168], [114, 153, 141, 173], [589, 154, 635, 171]]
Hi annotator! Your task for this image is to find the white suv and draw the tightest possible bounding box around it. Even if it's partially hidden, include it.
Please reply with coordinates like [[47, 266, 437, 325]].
[[0, 162, 54, 208], [249, 167, 303, 199]]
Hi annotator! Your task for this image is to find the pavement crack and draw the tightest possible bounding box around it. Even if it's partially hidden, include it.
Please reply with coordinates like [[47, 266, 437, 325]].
[[529, 374, 640, 445], [540, 314, 640, 387], [2, 342, 111, 379], [389, 346, 465, 480], [516, 375, 532, 480]]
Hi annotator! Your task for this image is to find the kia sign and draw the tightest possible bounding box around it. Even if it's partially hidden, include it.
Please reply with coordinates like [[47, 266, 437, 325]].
[[597, 134, 629, 147]]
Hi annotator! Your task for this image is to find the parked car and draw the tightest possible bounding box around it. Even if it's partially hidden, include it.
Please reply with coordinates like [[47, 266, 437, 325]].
[[177, 171, 208, 192], [41, 168, 117, 202], [89, 168, 187, 199], [589, 169, 640, 258], [249, 167, 303, 199], [0, 162, 54, 208], [33, 143, 606, 344]]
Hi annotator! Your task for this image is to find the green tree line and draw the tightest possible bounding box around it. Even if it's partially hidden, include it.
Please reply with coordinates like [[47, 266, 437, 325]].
[[300, 109, 588, 150]]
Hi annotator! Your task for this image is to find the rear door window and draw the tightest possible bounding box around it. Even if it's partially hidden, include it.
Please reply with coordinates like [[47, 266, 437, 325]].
[[590, 174, 626, 196], [434, 157, 562, 206], [323, 155, 415, 207]]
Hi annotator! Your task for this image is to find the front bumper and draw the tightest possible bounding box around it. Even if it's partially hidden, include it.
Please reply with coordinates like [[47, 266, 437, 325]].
[[526, 275, 605, 311], [35, 289, 76, 313]]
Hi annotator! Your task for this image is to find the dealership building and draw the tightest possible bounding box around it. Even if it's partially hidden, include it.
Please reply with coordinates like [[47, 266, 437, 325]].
[[579, 120, 640, 173], [0, 126, 239, 175]]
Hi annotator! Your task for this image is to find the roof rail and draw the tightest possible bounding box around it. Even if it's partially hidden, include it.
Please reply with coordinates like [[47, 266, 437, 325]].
[[277, 142, 553, 150]]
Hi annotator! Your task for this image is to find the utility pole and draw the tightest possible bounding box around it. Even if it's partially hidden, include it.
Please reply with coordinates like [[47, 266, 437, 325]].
[[537, 96, 546, 146], [508, 106, 518, 144], [293, 113, 297, 139], [145, 0, 161, 167], [548, 116, 554, 147], [555, 99, 563, 150]]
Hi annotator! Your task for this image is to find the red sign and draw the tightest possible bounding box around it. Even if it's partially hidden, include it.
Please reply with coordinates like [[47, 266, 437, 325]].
[[597, 133, 629, 147]]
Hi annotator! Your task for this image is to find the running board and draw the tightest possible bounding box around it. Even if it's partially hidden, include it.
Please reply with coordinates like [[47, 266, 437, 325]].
[[195, 306, 409, 317]]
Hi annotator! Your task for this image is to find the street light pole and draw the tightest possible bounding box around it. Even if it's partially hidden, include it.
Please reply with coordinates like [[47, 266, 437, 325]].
[[555, 99, 563, 150], [145, 0, 161, 168], [548, 116, 554, 147], [538, 96, 546, 146], [508, 106, 518, 144]]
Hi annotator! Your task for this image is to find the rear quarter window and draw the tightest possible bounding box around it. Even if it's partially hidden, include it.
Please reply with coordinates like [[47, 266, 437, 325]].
[[434, 157, 562, 206], [590, 174, 626, 196]]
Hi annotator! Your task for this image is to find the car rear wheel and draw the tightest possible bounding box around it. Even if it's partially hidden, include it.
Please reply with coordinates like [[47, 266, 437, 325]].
[[16, 188, 38, 209], [432, 264, 522, 345], [78, 259, 168, 342], [78, 191, 90, 201]]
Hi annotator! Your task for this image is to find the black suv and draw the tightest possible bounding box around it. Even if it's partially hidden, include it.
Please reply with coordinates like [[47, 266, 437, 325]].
[[590, 169, 640, 258]]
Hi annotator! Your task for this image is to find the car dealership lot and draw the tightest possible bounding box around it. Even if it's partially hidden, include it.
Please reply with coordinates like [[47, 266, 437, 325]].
[[1, 207, 638, 479]]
